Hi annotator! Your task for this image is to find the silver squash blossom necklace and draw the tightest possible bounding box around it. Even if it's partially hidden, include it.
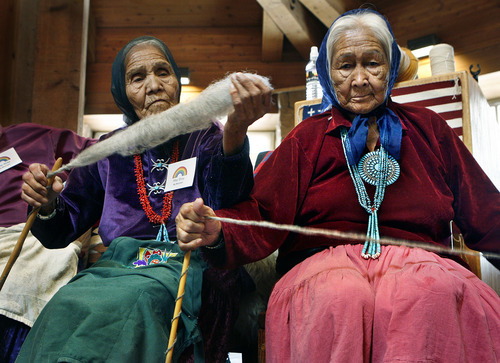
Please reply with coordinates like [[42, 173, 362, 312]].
[[341, 127, 400, 259]]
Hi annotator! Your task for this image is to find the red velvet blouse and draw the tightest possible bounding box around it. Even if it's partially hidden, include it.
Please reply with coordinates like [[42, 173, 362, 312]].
[[216, 101, 500, 270]]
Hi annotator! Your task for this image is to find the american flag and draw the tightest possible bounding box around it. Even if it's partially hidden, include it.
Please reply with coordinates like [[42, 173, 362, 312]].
[[392, 77, 464, 139]]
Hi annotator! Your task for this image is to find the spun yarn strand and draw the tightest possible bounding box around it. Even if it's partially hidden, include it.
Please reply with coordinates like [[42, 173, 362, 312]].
[[207, 215, 500, 260]]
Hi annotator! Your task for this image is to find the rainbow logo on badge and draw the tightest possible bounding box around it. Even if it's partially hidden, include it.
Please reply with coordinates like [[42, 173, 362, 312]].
[[173, 166, 187, 178], [0, 156, 11, 165]]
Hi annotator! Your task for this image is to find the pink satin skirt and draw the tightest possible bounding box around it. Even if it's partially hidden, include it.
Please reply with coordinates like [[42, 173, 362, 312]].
[[266, 244, 500, 362]]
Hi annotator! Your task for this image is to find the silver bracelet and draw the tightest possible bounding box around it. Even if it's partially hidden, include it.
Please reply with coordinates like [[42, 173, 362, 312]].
[[204, 234, 225, 250], [36, 198, 58, 220], [37, 208, 57, 220]]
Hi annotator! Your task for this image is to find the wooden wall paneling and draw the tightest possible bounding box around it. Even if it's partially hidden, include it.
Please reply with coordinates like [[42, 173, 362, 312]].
[[86, 4, 97, 64], [85, 60, 306, 115], [90, 0, 262, 28], [90, 27, 265, 64], [181, 60, 306, 90], [9, 0, 41, 127], [82, 0, 500, 119], [0, 0, 16, 126], [31, 0, 88, 132], [378, 0, 500, 75]]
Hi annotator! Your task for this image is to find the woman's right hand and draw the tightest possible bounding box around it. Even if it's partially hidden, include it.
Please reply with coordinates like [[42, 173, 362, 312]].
[[176, 198, 222, 252], [21, 163, 64, 210]]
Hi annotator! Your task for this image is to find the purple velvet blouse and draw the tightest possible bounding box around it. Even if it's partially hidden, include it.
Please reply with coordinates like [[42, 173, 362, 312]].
[[214, 101, 500, 269], [0, 123, 94, 228], [31, 121, 254, 247]]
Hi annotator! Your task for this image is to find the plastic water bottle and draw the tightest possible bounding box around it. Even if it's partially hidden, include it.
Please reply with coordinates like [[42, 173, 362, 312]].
[[305, 46, 322, 100]]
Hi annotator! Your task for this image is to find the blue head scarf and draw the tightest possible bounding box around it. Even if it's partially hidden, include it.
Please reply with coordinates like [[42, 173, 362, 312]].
[[111, 36, 181, 125], [316, 9, 402, 165]]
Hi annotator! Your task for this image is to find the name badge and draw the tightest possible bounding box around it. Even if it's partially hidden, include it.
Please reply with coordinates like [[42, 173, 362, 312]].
[[0, 147, 22, 173], [165, 157, 197, 192]]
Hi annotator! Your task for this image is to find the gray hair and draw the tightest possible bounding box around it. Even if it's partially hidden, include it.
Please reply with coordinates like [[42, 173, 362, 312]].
[[326, 11, 394, 82]]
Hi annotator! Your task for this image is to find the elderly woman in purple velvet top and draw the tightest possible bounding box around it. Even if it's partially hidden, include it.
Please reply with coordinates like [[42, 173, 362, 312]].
[[18, 36, 271, 362]]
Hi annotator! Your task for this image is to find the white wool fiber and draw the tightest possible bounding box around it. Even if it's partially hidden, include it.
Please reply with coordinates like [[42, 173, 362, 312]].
[[51, 72, 272, 176]]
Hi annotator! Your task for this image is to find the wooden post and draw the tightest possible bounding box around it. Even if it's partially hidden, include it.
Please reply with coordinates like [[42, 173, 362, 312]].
[[8, 0, 88, 132]]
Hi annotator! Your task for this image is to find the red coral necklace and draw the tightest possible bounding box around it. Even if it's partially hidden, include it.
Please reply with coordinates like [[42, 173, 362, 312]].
[[134, 141, 179, 236]]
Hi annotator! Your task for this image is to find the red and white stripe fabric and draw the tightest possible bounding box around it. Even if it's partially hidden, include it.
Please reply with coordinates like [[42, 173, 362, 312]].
[[392, 77, 463, 138]]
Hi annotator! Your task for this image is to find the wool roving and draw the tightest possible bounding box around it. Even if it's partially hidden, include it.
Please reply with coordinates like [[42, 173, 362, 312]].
[[50, 72, 272, 176]]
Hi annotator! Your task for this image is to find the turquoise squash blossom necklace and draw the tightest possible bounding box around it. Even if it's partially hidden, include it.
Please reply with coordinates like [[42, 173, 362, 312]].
[[340, 127, 400, 259]]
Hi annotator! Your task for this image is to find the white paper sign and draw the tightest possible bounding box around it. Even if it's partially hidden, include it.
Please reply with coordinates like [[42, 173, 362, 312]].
[[165, 157, 197, 192], [0, 147, 22, 173]]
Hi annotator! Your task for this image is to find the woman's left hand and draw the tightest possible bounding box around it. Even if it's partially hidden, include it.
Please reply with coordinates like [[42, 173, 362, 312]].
[[223, 73, 272, 155]]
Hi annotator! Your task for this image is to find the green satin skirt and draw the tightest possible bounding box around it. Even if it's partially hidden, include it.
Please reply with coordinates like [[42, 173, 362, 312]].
[[16, 237, 206, 363]]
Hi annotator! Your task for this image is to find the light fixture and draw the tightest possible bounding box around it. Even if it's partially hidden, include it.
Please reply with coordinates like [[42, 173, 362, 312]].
[[179, 67, 190, 85], [407, 34, 439, 59]]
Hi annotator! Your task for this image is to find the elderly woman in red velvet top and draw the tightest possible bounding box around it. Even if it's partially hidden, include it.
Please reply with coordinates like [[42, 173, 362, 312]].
[[176, 9, 500, 362]]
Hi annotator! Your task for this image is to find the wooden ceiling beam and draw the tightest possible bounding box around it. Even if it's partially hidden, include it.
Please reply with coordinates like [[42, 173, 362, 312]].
[[298, 0, 344, 27], [257, 0, 325, 59], [261, 11, 284, 62]]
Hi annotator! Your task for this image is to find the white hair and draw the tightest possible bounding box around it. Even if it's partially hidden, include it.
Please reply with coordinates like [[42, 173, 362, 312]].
[[51, 73, 272, 176], [326, 11, 394, 82]]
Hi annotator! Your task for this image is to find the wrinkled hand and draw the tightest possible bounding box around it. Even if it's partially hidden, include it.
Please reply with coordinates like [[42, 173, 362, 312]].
[[175, 198, 222, 252], [224, 72, 273, 155], [21, 163, 63, 210]]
